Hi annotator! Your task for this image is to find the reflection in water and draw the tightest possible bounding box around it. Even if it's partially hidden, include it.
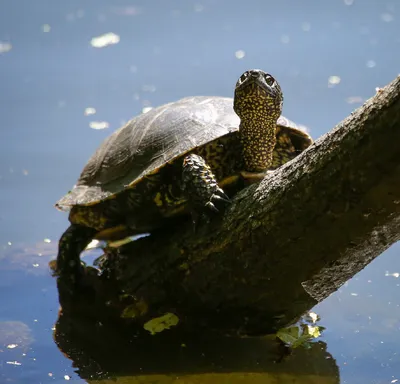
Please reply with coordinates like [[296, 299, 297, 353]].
[[53, 305, 338, 383], [51, 258, 338, 382]]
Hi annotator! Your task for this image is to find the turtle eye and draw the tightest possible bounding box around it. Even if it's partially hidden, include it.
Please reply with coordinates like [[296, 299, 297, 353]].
[[239, 71, 249, 83], [264, 74, 275, 86]]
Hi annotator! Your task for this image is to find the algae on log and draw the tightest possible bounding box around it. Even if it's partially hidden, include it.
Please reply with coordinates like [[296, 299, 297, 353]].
[[66, 76, 400, 334]]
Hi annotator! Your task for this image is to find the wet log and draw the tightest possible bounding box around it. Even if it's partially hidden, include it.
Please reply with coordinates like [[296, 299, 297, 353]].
[[72, 75, 400, 335]]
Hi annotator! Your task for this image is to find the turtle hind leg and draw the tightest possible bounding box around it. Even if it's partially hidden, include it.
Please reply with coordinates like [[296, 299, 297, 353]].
[[55, 224, 97, 285], [182, 154, 230, 225]]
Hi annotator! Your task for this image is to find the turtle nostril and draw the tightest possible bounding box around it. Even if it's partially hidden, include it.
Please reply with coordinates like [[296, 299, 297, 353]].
[[250, 70, 260, 78]]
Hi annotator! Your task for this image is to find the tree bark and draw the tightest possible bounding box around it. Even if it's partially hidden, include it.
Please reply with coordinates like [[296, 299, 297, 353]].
[[80, 76, 400, 335]]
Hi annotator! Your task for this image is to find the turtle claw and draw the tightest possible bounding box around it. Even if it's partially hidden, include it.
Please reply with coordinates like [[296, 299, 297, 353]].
[[205, 201, 219, 213], [214, 188, 230, 203], [210, 193, 230, 207]]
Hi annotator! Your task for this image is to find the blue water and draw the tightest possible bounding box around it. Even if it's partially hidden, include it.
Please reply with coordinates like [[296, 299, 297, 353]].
[[0, 0, 399, 382]]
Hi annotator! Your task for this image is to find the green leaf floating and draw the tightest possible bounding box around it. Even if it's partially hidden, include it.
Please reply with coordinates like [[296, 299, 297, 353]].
[[143, 313, 179, 335]]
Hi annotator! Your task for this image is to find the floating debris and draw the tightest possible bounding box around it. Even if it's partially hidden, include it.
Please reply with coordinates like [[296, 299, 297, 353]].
[[0, 42, 12, 54], [90, 32, 120, 48], [84, 107, 96, 116], [6, 361, 21, 366], [277, 324, 324, 349], [308, 312, 319, 323], [328, 75, 341, 87], [89, 121, 109, 130], [144, 313, 179, 335], [42, 24, 51, 33], [43, 238, 51, 243], [7, 344, 18, 349], [385, 271, 400, 278], [235, 50, 245, 59]]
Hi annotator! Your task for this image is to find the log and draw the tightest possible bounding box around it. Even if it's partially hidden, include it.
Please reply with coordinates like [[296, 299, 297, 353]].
[[59, 75, 400, 335]]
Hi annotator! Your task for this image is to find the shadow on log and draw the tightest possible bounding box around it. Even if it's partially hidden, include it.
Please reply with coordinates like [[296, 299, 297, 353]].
[[56, 75, 400, 335]]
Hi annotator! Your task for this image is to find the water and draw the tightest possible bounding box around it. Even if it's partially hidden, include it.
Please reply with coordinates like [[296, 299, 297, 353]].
[[0, 0, 399, 382]]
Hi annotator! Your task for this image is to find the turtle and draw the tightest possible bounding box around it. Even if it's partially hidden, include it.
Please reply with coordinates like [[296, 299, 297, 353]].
[[55, 69, 313, 284]]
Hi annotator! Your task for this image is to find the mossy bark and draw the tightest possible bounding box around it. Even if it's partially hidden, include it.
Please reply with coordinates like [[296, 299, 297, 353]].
[[61, 76, 400, 335]]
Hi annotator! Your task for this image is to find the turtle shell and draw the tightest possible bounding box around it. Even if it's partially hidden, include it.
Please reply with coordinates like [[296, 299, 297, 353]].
[[56, 96, 311, 211]]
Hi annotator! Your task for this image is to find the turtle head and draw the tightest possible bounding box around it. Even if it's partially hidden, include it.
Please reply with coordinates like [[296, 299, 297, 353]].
[[234, 69, 283, 121], [233, 69, 283, 173]]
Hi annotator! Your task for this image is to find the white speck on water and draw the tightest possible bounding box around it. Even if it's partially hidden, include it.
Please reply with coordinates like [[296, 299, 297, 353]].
[[64, 375, 71, 380], [142, 107, 153, 114], [385, 271, 400, 278], [381, 13, 394, 22], [7, 242, 12, 246], [44, 238, 51, 243], [84, 107, 96, 116], [301, 22, 311, 31], [350, 292, 358, 296], [235, 50, 245, 59], [280, 35, 290, 44], [33, 263, 39, 268], [366, 60, 376, 68], [328, 75, 341, 87], [90, 32, 120, 48], [42, 24, 51, 32], [89, 121, 109, 130], [7, 344, 18, 349], [6, 361, 21, 366], [0, 42, 12, 54]]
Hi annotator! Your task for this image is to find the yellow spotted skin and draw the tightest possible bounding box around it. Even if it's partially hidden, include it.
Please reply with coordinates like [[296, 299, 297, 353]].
[[233, 71, 283, 172]]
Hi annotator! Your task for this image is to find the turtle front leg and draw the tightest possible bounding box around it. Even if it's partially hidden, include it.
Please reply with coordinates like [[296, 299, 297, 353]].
[[55, 224, 97, 286], [182, 154, 230, 220]]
